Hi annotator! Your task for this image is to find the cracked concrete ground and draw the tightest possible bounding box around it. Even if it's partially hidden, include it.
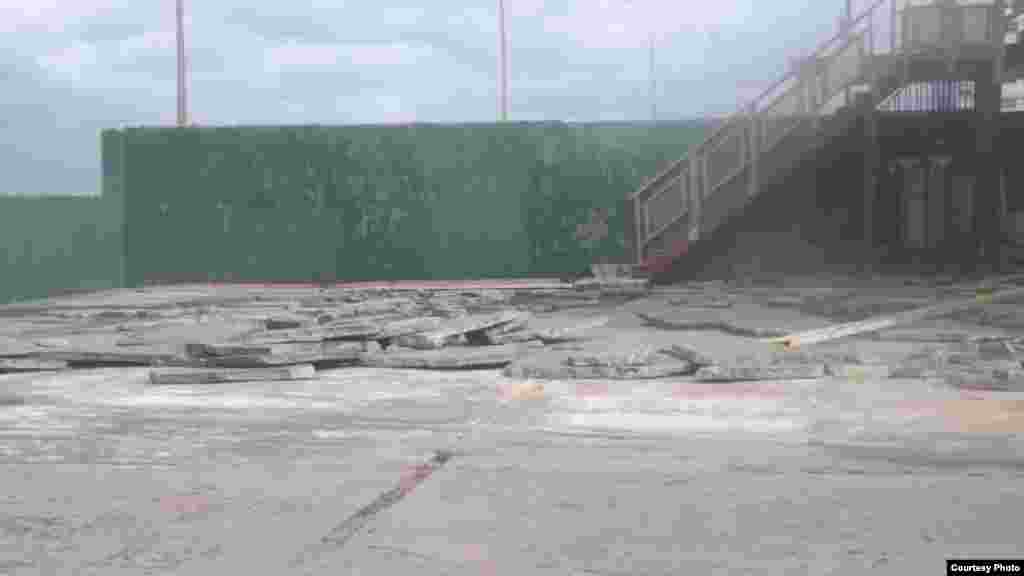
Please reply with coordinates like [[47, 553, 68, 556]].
[[2, 278, 1024, 574]]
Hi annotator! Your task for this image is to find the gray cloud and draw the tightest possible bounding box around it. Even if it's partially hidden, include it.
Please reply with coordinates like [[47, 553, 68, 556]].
[[1, 0, 844, 195]]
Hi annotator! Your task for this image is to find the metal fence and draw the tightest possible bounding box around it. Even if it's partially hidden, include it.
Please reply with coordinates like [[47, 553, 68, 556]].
[[644, 170, 688, 241], [878, 80, 976, 111], [629, 0, 893, 263], [628, 0, 1011, 264]]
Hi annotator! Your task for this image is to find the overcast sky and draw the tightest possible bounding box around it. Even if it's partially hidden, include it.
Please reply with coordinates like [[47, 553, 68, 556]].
[[2, 0, 860, 196]]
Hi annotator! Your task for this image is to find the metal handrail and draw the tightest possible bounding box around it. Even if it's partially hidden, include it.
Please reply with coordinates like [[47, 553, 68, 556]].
[[629, 0, 889, 202]]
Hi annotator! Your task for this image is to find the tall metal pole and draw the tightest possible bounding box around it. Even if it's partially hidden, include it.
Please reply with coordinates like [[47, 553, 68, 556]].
[[649, 32, 656, 121], [498, 0, 508, 122], [176, 0, 188, 127], [844, 0, 853, 107]]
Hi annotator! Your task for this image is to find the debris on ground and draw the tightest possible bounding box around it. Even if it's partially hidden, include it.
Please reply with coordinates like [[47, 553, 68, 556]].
[[694, 363, 827, 382], [184, 341, 363, 368], [393, 311, 527, 350], [149, 364, 317, 385], [362, 343, 530, 370], [0, 358, 68, 373], [767, 283, 1024, 349], [0, 274, 1022, 393]]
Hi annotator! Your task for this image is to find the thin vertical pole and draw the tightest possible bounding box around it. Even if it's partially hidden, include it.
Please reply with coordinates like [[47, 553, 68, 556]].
[[649, 32, 657, 122], [891, 0, 898, 54], [844, 0, 854, 107], [176, 0, 188, 127], [498, 0, 509, 122]]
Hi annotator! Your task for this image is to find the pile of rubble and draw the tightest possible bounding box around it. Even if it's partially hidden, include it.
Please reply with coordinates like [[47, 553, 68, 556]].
[[0, 282, 654, 386], [2, 274, 1023, 392]]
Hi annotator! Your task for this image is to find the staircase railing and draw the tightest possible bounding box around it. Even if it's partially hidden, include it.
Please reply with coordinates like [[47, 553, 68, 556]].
[[630, 0, 1011, 267], [629, 0, 891, 266]]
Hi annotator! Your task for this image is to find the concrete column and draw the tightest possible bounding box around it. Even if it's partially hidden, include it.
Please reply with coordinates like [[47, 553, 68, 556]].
[[973, 64, 1002, 269], [863, 113, 878, 247], [864, 16, 879, 249]]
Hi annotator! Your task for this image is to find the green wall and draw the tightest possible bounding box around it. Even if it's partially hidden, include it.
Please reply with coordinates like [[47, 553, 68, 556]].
[[114, 121, 710, 285], [0, 194, 123, 304], [0, 130, 124, 304]]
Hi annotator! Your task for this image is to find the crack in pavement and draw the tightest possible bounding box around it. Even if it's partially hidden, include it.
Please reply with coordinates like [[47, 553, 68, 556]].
[[634, 311, 787, 339], [365, 543, 441, 563], [291, 449, 455, 567]]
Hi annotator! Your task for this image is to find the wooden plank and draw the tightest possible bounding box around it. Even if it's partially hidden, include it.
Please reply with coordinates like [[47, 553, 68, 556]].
[[148, 364, 316, 385]]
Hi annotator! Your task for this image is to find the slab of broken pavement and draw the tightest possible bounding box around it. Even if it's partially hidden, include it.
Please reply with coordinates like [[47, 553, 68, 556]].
[[2, 275, 1024, 573]]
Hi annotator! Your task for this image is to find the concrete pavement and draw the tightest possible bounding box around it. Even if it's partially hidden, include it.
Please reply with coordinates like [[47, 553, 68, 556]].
[[2, 363, 1023, 575]]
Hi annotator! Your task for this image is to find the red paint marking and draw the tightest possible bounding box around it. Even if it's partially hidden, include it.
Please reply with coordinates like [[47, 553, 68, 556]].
[[893, 400, 944, 416], [574, 382, 611, 398], [670, 382, 787, 399], [158, 494, 209, 516], [959, 392, 992, 400], [398, 463, 437, 493], [461, 544, 498, 576]]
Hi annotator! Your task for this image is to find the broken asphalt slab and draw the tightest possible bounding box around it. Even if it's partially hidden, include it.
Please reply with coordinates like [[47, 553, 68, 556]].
[[362, 344, 531, 370], [503, 333, 697, 380], [2, 273, 1024, 391], [0, 358, 69, 373], [393, 311, 528, 350], [148, 364, 317, 385], [185, 341, 364, 368]]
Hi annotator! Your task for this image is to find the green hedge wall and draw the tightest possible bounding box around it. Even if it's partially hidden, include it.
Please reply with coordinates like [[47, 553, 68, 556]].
[[112, 121, 709, 285], [0, 195, 123, 303]]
